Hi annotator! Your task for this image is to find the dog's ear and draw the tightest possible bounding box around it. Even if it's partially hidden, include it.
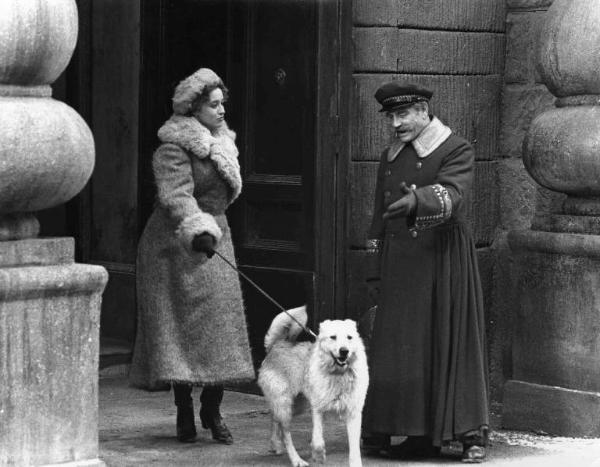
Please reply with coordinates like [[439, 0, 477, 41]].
[[318, 320, 332, 335], [344, 319, 358, 331]]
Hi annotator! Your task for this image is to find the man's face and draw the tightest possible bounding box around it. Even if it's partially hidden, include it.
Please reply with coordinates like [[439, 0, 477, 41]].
[[386, 105, 430, 143]]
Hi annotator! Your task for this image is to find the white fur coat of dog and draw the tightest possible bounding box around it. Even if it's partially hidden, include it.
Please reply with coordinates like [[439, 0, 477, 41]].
[[258, 306, 369, 467]]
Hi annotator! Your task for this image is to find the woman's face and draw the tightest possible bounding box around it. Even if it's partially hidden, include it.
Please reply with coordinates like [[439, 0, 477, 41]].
[[193, 88, 226, 131]]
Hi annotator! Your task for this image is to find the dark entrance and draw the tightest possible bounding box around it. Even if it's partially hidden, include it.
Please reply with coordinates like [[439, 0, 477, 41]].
[[60, 0, 350, 369]]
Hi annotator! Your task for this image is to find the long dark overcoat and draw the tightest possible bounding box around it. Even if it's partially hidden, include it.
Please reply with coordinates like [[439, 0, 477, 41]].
[[363, 117, 489, 446], [129, 115, 255, 390]]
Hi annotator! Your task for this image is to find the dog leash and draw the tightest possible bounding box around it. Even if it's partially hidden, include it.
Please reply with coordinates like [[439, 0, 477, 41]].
[[213, 250, 318, 340]]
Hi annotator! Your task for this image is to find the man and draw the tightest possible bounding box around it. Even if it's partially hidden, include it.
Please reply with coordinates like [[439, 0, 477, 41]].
[[362, 82, 489, 463]]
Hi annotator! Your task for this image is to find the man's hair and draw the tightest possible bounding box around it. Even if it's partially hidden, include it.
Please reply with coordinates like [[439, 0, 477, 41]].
[[412, 101, 429, 113]]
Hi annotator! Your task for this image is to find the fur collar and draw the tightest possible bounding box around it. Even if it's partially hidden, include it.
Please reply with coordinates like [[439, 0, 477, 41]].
[[388, 116, 452, 162], [157, 115, 242, 201]]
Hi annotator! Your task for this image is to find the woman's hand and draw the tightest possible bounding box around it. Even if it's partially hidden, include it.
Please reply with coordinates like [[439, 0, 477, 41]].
[[192, 233, 216, 258]]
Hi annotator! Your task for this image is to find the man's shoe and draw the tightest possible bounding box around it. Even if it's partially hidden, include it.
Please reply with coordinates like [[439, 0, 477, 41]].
[[462, 445, 486, 463], [387, 436, 440, 459], [361, 433, 391, 454], [176, 405, 197, 443]]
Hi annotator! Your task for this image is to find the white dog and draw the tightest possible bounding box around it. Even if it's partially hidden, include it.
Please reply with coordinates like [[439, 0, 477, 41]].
[[258, 306, 369, 467]]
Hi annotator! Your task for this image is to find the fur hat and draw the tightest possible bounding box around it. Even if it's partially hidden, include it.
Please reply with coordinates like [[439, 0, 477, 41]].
[[172, 68, 224, 115]]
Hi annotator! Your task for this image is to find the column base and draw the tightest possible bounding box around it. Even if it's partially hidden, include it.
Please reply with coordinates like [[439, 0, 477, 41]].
[[503, 380, 600, 437], [0, 238, 108, 466], [42, 459, 106, 467]]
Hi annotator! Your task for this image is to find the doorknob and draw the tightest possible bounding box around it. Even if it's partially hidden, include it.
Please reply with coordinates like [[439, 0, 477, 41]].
[[274, 68, 286, 87]]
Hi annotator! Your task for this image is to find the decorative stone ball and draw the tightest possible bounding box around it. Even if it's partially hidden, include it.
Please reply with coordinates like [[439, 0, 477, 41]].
[[523, 106, 600, 197], [537, 0, 600, 97], [0, 97, 95, 213], [0, 0, 78, 86]]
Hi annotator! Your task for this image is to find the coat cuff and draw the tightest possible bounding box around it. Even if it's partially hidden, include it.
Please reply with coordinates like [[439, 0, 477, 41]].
[[176, 211, 223, 251], [413, 183, 452, 230]]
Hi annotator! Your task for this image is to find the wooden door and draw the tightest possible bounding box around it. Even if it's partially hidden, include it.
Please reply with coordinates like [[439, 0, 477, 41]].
[[138, 0, 349, 367]]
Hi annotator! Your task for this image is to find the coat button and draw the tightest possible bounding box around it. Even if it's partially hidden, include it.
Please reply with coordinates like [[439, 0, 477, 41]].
[[410, 229, 418, 238], [384, 191, 391, 198], [416, 162, 422, 169], [385, 170, 392, 176]]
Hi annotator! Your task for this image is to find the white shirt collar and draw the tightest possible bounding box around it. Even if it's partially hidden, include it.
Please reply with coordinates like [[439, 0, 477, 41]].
[[388, 116, 452, 162]]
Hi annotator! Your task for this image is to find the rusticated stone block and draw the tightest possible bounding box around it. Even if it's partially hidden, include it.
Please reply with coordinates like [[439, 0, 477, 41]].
[[505, 12, 545, 84], [507, 0, 554, 10], [497, 158, 537, 231], [503, 380, 600, 437], [352, 74, 502, 161], [353, 0, 506, 32], [353, 28, 504, 75], [499, 84, 555, 158], [348, 161, 378, 249], [465, 161, 498, 247], [346, 250, 375, 324], [349, 161, 498, 248]]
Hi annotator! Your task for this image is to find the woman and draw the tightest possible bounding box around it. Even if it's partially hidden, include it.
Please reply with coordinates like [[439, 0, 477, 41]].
[[129, 68, 255, 445]]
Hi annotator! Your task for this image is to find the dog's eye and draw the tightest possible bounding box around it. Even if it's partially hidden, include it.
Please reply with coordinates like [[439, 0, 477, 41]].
[[347, 335, 353, 340], [330, 335, 337, 340]]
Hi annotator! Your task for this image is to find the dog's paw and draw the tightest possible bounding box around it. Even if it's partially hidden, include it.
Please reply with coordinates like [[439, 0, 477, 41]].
[[269, 436, 283, 455], [349, 456, 363, 467], [291, 457, 309, 467], [311, 445, 326, 464]]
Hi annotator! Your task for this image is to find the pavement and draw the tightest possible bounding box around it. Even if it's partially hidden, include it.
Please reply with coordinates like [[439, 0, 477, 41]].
[[99, 375, 600, 467]]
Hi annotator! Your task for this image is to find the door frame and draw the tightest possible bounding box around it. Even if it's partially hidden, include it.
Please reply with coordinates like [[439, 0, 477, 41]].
[[313, 0, 352, 322]]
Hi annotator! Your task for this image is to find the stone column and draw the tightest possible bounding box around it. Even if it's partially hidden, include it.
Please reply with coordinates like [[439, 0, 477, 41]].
[[0, 1, 108, 466], [503, 0, 600, 437]]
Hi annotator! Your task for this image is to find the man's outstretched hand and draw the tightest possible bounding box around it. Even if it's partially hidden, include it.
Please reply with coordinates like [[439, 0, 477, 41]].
[[383, 182, 416, 220]]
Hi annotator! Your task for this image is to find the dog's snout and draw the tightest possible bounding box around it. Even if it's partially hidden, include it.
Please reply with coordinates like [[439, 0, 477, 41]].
[[339, 347, 349, 359]]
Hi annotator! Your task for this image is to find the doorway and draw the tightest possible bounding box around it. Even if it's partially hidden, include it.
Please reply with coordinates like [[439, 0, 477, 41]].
[[63, 0, 349, 369]]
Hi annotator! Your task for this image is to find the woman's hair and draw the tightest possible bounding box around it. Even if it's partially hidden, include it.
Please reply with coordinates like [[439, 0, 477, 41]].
[[171, 68, 228, 115], [190, 83, 229, 113]]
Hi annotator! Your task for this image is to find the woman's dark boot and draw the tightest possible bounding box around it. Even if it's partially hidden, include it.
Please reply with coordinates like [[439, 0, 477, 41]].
[[199, 385, 233, 444], [173, 383, 197, 443]]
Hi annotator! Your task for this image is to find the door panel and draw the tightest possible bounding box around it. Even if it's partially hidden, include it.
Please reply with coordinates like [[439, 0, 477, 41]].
[[227, 0, 318, 364]]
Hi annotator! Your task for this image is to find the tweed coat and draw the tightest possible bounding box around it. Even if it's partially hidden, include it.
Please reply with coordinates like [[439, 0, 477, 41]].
[[362, 117, 489, 446], [129, 115, 255, 390]]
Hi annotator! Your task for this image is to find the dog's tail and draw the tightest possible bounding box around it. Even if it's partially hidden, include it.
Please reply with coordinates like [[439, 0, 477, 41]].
[[264, 305, 307, 352]]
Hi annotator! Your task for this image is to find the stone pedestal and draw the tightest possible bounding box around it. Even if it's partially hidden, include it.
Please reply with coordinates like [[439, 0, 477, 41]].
[[504, 231, 600, 436], [502, 0, 600, 436], [0, 239, 107, 466]]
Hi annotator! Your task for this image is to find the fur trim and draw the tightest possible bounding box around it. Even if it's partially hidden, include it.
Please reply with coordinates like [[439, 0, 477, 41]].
[[172, 68, 223, 115], [176, 211, 223, 251], [157, 116, 242, 201], [264, 306, 307, 352], [388, 116, 452, 162]]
